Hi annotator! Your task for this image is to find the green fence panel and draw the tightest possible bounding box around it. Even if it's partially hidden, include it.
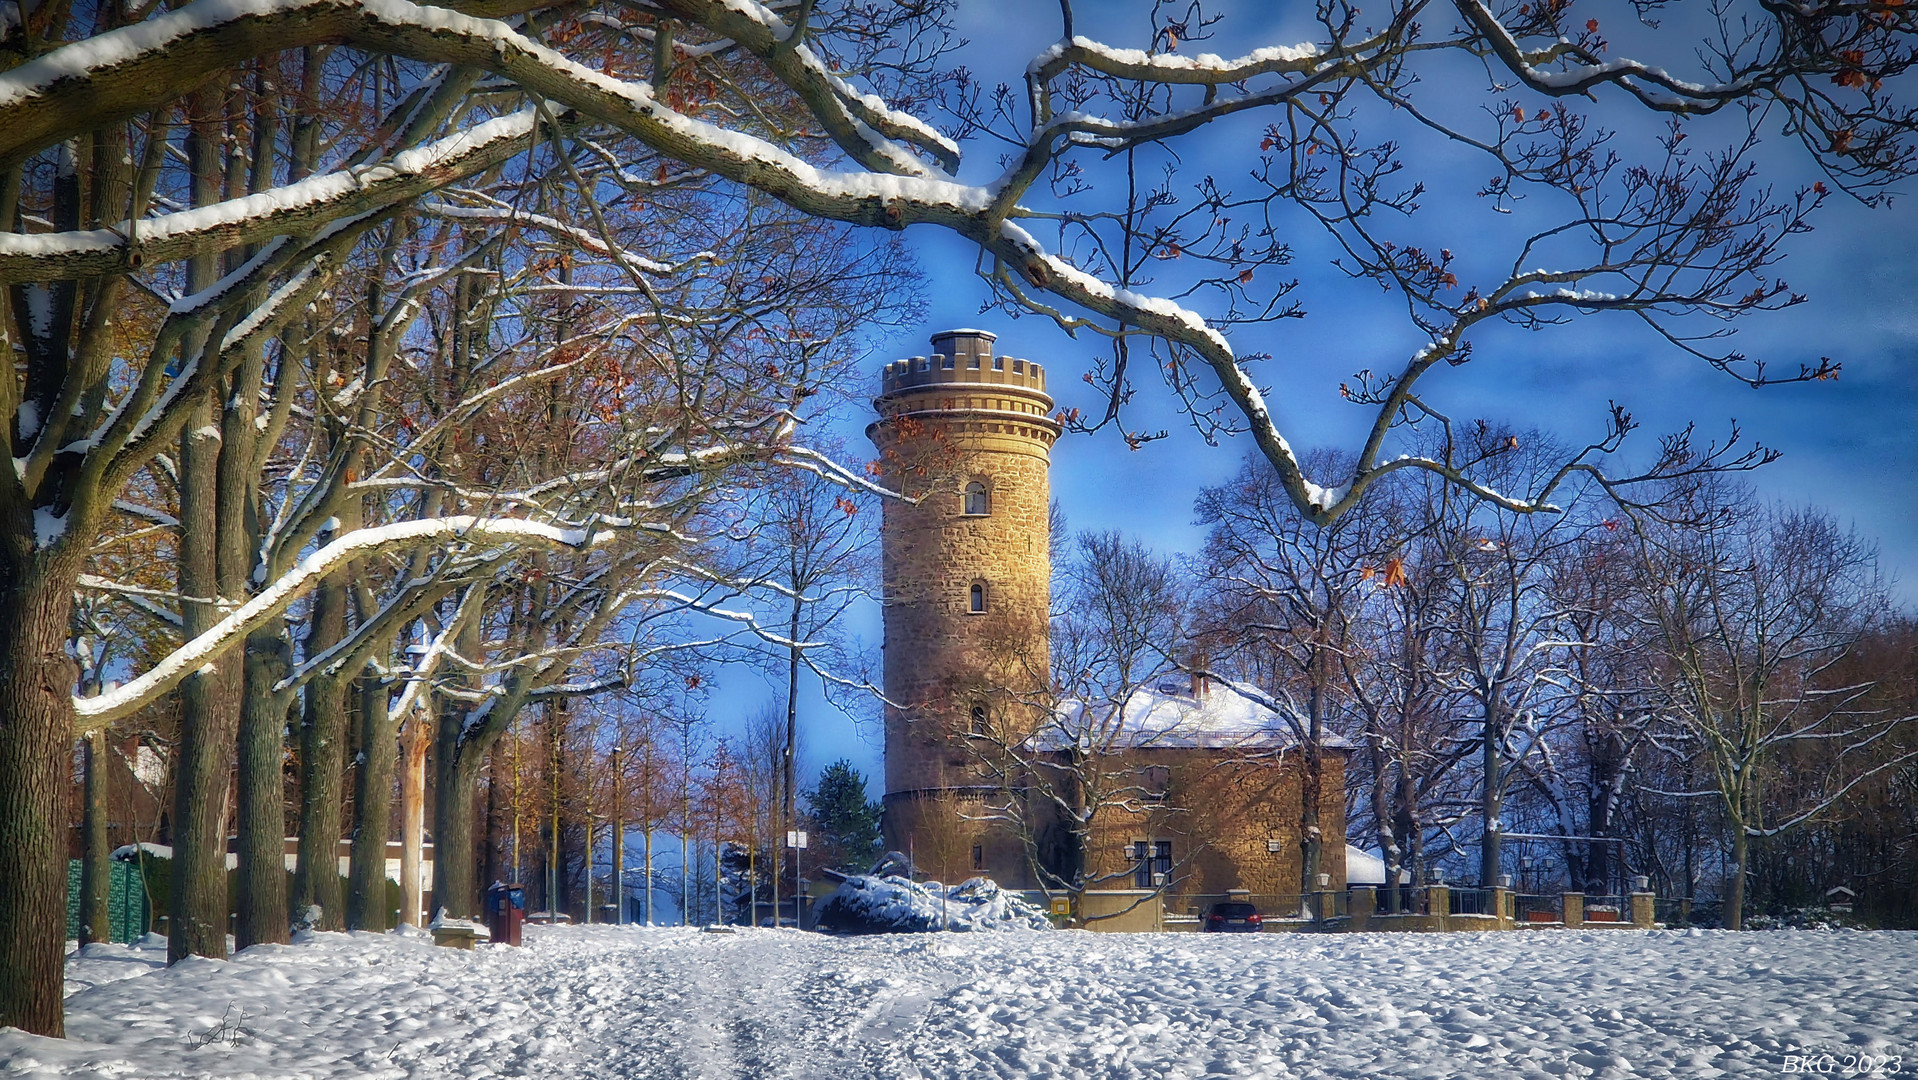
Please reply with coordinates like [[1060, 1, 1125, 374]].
[[66, 860, 153, 944], [65, 860, 80, 942]]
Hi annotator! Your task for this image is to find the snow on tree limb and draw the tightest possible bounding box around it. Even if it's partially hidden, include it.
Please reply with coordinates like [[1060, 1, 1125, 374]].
[[386, 583, 486, 721], [72, 515, 627, 725], [1451, 0, 1760, 109], [654, 0, 960, 174], [0, 110, 547, 282]]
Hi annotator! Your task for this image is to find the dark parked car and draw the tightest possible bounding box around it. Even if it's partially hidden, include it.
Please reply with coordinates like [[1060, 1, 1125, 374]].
[[1202, 901, 1263, 932]]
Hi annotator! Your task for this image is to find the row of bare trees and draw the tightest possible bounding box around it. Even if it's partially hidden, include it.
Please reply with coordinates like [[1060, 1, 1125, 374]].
[[896, 430, 1913, 931], [474, 697, 844, 928], [1188, 437, 1917, 929], [2, 18, 920, 1033]]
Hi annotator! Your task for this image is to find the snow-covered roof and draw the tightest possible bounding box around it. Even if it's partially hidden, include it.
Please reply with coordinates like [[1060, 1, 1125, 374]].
[[1047, 672, 1356, 751], [109, 842, 171, 862]]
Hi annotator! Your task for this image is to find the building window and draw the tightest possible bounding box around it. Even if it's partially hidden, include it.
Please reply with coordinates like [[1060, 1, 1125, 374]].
[[968, 581, 986, 613], [963, 480, 989, 516], [1140, 765, 1170, 801], [972, 844, 985, 871], [970, 701, 989, 735], [1133, 840, 1173, 889]]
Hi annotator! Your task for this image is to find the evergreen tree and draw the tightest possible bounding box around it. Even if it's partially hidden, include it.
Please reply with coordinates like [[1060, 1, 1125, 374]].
[[804, 761, 883, 873]]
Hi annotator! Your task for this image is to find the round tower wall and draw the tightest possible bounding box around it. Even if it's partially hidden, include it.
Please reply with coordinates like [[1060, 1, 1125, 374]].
[[868, 331, 1058, 809]]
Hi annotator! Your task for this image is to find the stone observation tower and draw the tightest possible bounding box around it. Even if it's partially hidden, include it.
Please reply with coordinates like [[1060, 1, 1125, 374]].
[[867, 330, 1060, 883]]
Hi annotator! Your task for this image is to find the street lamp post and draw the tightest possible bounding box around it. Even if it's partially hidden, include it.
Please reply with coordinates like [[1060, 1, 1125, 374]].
[[611, 745, 623, 925]]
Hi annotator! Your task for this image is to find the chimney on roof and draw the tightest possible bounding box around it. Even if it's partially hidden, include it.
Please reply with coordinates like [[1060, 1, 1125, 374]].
[[1183, 648, 1210, 698]]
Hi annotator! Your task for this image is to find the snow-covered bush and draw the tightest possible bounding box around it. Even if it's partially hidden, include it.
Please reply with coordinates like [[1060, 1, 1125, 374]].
[[1744, 906, 1875, 931], [810, 873, 1053, 934]]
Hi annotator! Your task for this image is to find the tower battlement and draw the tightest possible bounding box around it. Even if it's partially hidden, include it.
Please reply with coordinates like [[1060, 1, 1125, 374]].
[[879, 329, 1049, 397]]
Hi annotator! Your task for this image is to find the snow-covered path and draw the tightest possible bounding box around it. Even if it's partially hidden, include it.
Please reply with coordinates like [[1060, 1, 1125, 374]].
[[4, 925, 1914, 1078]]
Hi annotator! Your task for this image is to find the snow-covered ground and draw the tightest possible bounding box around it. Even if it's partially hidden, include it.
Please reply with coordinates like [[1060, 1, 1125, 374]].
[[5, 924, 1913, 1079]]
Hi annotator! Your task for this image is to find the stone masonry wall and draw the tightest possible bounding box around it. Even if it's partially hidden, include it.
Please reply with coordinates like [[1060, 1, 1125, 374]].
[[1081, 749, 1351, 900]]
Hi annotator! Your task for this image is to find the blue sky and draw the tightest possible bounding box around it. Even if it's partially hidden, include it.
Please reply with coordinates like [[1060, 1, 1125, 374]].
[[711, 1, 1918, 797]]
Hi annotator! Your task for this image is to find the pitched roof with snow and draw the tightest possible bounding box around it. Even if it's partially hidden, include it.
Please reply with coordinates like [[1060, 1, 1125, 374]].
[[1045, 672, 1356, 752]]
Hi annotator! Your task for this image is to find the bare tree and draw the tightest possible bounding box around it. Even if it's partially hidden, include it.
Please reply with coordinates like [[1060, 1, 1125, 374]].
[[1193, 451, 1398, 898], [952, 530, 1189, 910], [1632, 485, 1916, 928], [1415, 429, 1606, 886], [727, 451, 878, 923]]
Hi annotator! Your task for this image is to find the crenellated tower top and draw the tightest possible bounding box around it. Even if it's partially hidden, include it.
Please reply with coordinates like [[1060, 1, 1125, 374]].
[[878, 329, 1051, 398], [871, 330, 1061, 456]]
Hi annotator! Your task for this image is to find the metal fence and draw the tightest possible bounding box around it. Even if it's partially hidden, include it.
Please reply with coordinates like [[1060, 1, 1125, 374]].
[[1373, 885, 1431, 915], [1447, 887, 1497, 917], [1170, 892, 1349, 922], [1655, 897, 1716, 927], [1514, 893, 1562, 923]]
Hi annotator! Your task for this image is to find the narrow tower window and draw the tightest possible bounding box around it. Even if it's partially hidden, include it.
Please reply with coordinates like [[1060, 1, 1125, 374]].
[[968, 582, 986, 613], [963, 480, 990, 516], [970, 702, 989, 735]]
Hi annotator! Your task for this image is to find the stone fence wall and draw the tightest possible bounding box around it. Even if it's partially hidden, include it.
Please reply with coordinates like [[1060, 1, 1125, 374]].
[[1065, 887, 1660, 933]]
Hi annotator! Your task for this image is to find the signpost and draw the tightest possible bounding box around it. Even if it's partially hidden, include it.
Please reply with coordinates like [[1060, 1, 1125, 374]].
[[787, 831, 807, 929]]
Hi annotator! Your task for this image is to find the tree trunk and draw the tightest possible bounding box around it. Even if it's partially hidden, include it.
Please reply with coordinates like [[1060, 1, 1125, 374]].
[[783, 595, 799, 920], [1298, 741, 1323, 909], [431, 722, 493, 919], [1585, 732, 1621, 894], [168, 97, 240, 965], [169, 658, 240, 963], [80, 729, 112, 946], [569, 803, 587, 922], [1367, 732, 1400, 914], [398, 710, 429, 925], [484, 738, 507, 891], [346, 678, 396, 930], [1298, 674, 1327, 908], [1727, 823, 1749, 931], [1400, 762, 1425, 912], [0, 563, 81, 1035], [171, 398, 241, 964], [235, 628, 291, 948], [1478, 700, 1503, 888], [291, 572, 350, 930]]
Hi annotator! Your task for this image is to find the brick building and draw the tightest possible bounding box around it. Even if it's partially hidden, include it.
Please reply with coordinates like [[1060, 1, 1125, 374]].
[[1064, 673, 1351, 900], [868, 329, 1349, 903]]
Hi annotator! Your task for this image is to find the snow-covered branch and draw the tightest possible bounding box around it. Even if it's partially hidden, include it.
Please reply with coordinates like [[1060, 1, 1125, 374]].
[[73, 515, 629, 724]]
